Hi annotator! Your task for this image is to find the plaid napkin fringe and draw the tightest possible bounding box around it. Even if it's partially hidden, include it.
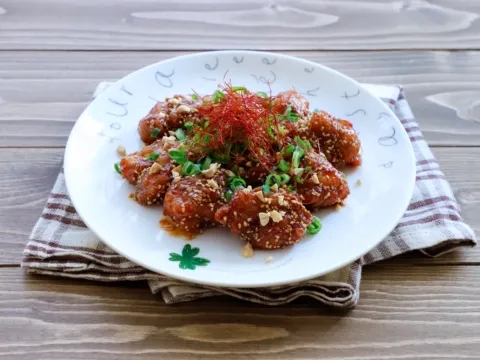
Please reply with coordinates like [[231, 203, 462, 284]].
[[22, 83, 476, 306]]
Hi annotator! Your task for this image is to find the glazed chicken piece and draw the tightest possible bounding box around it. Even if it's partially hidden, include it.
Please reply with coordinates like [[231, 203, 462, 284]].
[[215, 188, 313, 249], [163, 169, 229, 235], [308, 111, 361, 167], [296, 149, 350, 209], [272, 90, 310, 117], [119, 140, 168, 185], [138, 95, 201, 144]]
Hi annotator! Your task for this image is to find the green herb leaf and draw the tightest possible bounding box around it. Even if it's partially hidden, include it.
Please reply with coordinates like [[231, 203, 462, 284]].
[[184, 122, 194, 132], [145, 152, 160, 161], [307, 217, 322, 235], [191, 94, 198, 101], [168, 149, 187, 164], [114, 162, 121, 174], [288, 185, 296, 193], [278, 159, 290, 172], [225, 190, 233, 201], [256, 91, 268, 98], [151, 127, 161, 138]]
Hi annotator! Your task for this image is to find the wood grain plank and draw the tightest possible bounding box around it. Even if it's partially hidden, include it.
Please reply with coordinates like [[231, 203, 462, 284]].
[[0, 147, 477, 265], [0, 266, 478, 359], [2, 50, 480, 147], [1, 0, 480, 50]]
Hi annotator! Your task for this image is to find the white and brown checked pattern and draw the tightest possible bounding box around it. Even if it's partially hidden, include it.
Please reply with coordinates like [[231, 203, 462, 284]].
[[22, 84, 476, 307]]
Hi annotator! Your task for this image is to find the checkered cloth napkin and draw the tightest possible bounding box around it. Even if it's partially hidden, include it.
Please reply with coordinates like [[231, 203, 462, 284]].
[[22, 83, 476, 307]]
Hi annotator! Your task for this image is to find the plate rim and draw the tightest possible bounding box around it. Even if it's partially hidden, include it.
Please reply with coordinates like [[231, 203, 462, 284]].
[[64, 50, 416, 288]]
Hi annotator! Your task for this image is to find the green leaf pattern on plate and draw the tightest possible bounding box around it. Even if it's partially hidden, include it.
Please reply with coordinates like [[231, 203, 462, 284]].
[[169, 244, 210, 270]]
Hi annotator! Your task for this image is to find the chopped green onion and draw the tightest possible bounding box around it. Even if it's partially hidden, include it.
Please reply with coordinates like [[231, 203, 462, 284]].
[[225, 190, 233, 201], [279, 125, 287, 136], [175, 128, 186, 142], [288, 185, 296, 193], [295, 175, 304, 184], [278, 174, 291, 184], [266, 126, 275, 138], [145, 152, 160, 161], [256, 91, 268, 98], [282, 144, 295, 156], [168, 149, 187, 164], [295, 136, 311, 150], [212, 90, 225, 103], [191, 94, 198, 101], [232, 86, 247, 93], [184, 122, 194, 132], [283, 105, 299, 122], [266, 174, 281, 186], [201, 156, 212, 170], [306, 217, 322, 235], [182, 161, 198, 176], [292, 147, 305, 168], [114, 162, 121, 174], [203, 120, 210, 129], [151, 127, 161, 138], [262, 184, 271, 195], [278, 159, 289, 172], [229, 176, 246, 190], [212, 152, 230, 164], [203, 134, 211, 145]]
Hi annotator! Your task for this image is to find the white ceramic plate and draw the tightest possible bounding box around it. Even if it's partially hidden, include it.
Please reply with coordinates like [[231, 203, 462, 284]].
[[64, 51, 415, 288]]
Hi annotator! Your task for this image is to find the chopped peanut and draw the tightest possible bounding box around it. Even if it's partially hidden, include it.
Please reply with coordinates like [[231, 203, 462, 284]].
[[116, 145, 126, 157], [277, 195, 285, 206], [201, 163, 220, 178], [176, 104, 192, 113], [254, 191, 265, 202], [259, 212, 270, 226], [265, 256, 273, 264], [311, 173, 320, 184], [271, 184, 279, 192], [149, 162, 163, 174], [356, 178, 362, 186], [207, 179, 219, 189], [241, 242, 254, 258], [270, 210, 283, 223]]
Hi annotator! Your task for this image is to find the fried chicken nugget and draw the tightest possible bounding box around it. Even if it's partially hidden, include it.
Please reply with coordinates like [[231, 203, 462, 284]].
[[309, 111, 361, 167], [163, 169, 229, 235], [296, 149, 350, 209], [215, 188, 312, 249], [138, 95, 200, 144]]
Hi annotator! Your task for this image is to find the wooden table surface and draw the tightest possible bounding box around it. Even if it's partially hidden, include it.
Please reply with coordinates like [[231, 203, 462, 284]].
[[1, 1, 480, 358]]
